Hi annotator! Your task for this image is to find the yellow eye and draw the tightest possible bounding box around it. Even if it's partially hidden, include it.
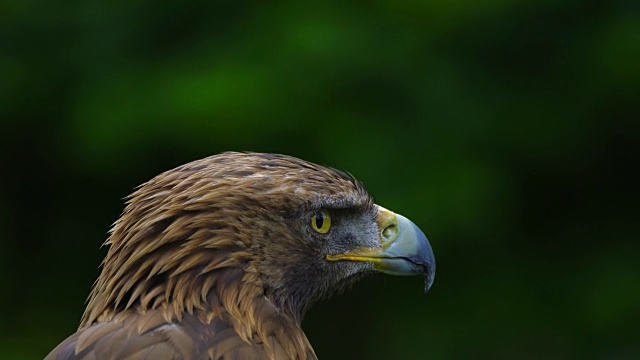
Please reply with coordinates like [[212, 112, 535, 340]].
[[311, 209, 331, 234]]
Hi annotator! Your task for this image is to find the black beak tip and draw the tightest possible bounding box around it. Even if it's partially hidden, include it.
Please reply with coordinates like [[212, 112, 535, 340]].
[[423, 265, 435, 294], [411, 224, 436, 294], [410, 222, 435, 294]]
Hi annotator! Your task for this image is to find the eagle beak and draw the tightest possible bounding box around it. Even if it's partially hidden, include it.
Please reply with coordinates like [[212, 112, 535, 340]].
[[326, 206, 436, 292]]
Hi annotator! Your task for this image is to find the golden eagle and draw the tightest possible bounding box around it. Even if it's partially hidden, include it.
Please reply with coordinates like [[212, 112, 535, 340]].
[[46, 152, 435, 359]]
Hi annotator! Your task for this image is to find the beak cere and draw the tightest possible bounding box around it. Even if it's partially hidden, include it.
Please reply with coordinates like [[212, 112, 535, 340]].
[[326, 206, 436, 292]]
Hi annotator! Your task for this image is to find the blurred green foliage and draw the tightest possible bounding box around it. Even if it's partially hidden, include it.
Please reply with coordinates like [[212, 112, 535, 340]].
[[1, 0, 638, 359]]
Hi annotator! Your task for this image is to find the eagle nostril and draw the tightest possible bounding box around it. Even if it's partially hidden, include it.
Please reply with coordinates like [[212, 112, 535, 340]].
[[381, 223, 398, 243]]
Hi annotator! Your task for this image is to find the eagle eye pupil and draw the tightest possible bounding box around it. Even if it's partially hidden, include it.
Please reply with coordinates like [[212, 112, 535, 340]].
[[311, 209, 331, 233]]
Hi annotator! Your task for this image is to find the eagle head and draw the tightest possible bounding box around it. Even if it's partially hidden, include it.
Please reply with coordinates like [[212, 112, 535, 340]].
[[49, 152, 435, 360]]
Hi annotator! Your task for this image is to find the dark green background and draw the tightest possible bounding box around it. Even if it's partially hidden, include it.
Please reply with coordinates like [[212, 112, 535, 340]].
[[1, 0, 638, 359]]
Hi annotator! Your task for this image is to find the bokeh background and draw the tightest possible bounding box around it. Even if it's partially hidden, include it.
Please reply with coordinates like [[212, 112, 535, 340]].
[[1, 0, 639, 359]]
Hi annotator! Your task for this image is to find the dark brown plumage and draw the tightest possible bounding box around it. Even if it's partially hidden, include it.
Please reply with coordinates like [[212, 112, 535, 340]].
[[46, 152, 435, 360]]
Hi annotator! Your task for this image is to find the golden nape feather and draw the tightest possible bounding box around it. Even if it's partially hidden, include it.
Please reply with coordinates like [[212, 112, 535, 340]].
[[46, 152, 435, 360]]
